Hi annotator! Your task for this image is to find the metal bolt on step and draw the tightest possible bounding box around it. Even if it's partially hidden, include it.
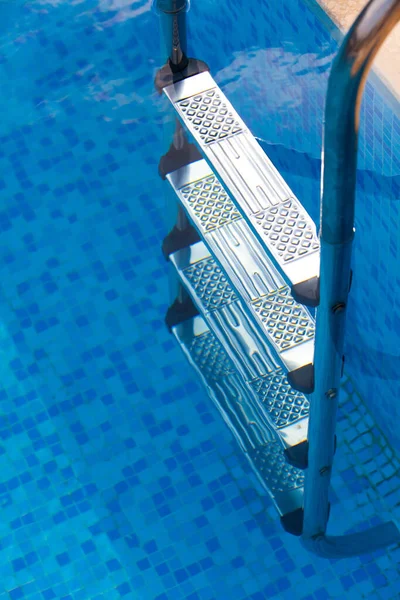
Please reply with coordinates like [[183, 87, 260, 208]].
[[332, 302, 346, 314], [325, 388, 337, 400], [319, 466, 331, 476]]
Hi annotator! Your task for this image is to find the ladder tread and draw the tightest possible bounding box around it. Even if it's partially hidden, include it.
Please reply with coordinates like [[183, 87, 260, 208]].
[[173, 315, 305, 520], [164, 72, 320, 293], [167, 164, 315, 377], [169, 241, 310, 450]]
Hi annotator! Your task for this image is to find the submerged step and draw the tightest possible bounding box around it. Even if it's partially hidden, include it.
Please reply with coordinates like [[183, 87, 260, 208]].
[[166, 160, 315, 386], [173, 314, 305, 529], [169, 241, 310, 451], [163, 72, 320, 306]]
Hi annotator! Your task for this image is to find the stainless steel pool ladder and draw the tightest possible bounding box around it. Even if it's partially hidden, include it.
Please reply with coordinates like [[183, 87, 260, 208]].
[[156, 0, 400, 557]]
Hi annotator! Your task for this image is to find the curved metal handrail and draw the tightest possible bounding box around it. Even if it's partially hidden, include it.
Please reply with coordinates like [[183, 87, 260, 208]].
[[303, 0, 400, 557]]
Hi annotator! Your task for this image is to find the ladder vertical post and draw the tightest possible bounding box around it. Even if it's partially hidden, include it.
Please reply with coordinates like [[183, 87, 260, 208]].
[[156, 1, 204, 327], [157, 0, 189, 72], [302, 0, 400, 556]]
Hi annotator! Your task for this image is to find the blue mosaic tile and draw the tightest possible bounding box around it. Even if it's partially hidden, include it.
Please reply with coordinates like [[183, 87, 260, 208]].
[[0, 0, 398, 599]]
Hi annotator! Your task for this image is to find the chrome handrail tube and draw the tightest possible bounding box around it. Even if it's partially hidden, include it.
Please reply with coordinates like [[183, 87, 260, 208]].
[[157, 0, 189, 71], [303, 0, 400, 556]]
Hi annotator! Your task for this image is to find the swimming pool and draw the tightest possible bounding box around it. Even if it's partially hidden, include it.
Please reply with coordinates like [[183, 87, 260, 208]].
[[0, 0, 399, 598]]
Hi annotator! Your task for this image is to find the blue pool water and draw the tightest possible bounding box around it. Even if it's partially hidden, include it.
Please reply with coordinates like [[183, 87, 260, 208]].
[[0, 0, 399, 599]]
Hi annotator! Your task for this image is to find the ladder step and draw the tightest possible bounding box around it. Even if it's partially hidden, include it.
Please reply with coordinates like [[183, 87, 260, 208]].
[[173, 315, 305, 523], [169, 243, 310, 450], [166, 164, 315, 384], [163, 72, 320, 306]]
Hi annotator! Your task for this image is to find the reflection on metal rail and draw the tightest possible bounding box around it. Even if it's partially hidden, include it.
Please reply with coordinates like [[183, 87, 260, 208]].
[[155, 0, 209, 93], [157, 0, 188, 71], [304, 0, 400, 557]]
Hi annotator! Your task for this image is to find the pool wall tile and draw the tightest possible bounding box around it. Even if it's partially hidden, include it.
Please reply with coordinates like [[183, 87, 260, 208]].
[[0, 0, 399, 599]]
